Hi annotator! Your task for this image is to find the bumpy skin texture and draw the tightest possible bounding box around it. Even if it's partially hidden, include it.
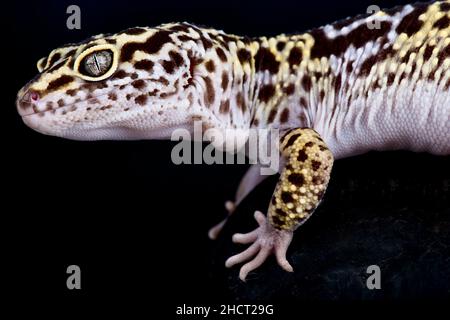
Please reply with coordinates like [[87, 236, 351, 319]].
[[16, 1, 450, 280]]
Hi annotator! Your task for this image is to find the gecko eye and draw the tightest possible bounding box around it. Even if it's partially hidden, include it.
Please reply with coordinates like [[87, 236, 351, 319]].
[[79, 50, 113, 77]]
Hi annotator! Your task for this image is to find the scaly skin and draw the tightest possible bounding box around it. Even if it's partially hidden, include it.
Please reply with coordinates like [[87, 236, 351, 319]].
[[16, 1, 450, 281]]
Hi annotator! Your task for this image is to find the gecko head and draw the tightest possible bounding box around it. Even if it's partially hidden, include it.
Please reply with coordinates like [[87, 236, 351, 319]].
[[16, 23, 222, 140]]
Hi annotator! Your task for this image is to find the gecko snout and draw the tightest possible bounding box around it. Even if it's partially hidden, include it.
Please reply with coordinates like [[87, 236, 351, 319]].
[[16, 89, 40, 116]]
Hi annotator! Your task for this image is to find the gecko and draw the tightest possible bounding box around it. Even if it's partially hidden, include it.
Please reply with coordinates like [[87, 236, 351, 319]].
[[16, 1, 450, 281]]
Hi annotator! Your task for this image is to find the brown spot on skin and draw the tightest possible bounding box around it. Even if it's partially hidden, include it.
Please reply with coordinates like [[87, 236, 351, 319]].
[[205, 60, 215, 72], [162, 51, 183, 74], [126, 94, 132, 100], [285, 134, 300, 148], [177, 34, 195, 43], [334, 74, 342, 93], [57, 99, 64, 107], [100, 105, 112, 111], [387, 73, 396, 86], [105, 39, 116, 44], [221, 72, 229, 91], [120, 30, 172, 62], [288, 173, 304, 185], [199, 36, 213, 50], [302, 75, 312, 91], [120, 27, 147, 35], [131, 79, 146, 89], [112, 70, 129, 79], [135, 94, 148, 105], [203, 77, 215, 106], [67, 89, 77, 96], [310, 21, 391, 59], [155, 77, 170, 86], [395, 4, 428, 36], [169, 23, 190, 32], [215, 47, 227, 62], [311, 160, 321, 171], [236, 93, 246, 112], [135, 59, 154, 70], [288, 47, 302, 68], [433, 15, 450, 29], [46, 102, 53, 110], [46, 75, 74, 92], [252, 118, 259, 126], [108, 92, 117, 101], [258, 84, 276, 103], [305, 142, 314, 148], [423, 45, 435, 60], [148, 89, 158, 96], [319, 90, 325, 102], [162, 59, 176, 73], [299, 97, 307, 108], [297, 149, 308, 161], [281, 192, 293, 203], [445, 77, 450, 90], [359, 45, 392, 76], [276, 41, 286, 51], [255, 47, 280, 74], [268, 109, 277, 123], [283, 83, 295, 95], [346, 60, 354, 73], [219, 100, 230, 113], [275, 208, 287, 217], [271, 215, 284, 229], [170, 50, 184, 67], [299, 114, 307, 123], [279, 108, 289, 123], [237, 49, 251, 64]]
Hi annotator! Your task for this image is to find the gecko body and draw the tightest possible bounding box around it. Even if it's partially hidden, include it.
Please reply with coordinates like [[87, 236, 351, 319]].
[[16, 1, 450, 280]]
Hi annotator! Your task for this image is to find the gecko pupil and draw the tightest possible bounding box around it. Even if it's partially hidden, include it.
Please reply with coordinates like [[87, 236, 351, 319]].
[[80, 50, 113, 77]]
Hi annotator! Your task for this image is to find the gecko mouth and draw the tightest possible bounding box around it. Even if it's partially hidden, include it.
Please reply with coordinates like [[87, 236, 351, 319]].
[[20, 92, 112, 118]]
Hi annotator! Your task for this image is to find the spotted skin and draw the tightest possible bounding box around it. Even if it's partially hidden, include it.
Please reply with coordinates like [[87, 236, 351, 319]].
[[269, 129, 333, 230], [16, 1, 450, 281]]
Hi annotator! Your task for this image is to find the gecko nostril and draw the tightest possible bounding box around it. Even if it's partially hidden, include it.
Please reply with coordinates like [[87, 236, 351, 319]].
[[30, 91, 39, 102], [21, 90, 40, 103], [17, 89, 40, 114]]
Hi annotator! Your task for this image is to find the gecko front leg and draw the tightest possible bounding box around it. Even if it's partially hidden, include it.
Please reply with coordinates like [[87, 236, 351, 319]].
[[209, 164, 271, 239], [225, 128, 334, 281]]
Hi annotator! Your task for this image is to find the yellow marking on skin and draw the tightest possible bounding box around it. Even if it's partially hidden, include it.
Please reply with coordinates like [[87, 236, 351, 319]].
[[268, 128, 334, 230]]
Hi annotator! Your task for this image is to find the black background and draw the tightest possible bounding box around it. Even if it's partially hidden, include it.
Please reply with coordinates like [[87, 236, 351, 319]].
[[5, 0, 449, 317]]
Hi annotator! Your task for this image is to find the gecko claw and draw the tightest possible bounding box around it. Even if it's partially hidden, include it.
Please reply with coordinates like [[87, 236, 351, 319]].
[[225, 211, 294, 281]]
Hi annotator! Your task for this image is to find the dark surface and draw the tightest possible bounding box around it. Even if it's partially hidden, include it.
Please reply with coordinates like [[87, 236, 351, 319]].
[[211, 152, 450, 301], [5, 0, 450, 316]]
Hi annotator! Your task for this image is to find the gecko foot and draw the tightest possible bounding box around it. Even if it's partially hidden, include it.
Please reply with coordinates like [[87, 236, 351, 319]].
[[225, 211, 294, 281], [208, 201, 235, 240]]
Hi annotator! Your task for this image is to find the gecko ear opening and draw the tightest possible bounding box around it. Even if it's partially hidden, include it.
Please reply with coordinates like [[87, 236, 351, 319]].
[[37, 57, 47, 73]]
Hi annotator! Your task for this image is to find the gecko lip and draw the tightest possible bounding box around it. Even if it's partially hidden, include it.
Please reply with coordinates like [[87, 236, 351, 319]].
[[18, 91, 116, 118]]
